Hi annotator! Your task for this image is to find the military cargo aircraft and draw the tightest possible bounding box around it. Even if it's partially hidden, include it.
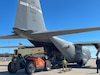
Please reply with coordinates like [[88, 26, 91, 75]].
[[0, 0, 100, 66]]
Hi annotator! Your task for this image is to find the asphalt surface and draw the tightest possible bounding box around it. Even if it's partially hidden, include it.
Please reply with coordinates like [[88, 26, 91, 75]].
[[0, 59, 100, 75]]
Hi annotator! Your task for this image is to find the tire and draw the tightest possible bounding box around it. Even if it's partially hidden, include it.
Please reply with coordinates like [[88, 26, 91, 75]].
[[25, 61, 35, 74], [45, 60, 51, 71], [77, 60, 84, 66], [8, 62, 17, 73]]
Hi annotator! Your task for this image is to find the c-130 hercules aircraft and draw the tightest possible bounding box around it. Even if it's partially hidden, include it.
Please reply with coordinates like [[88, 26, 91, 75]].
[[0, 0, 100, 66]]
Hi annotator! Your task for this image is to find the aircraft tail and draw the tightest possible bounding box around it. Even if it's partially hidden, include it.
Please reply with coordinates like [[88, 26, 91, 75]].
[[14, 0, 47, 32]]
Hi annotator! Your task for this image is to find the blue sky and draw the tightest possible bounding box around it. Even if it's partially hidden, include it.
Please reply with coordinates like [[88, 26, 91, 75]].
[[0, 0, 100, 58]]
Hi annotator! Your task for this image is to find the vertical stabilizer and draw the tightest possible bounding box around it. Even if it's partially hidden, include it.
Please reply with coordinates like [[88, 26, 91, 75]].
[[14, 0, 47, 32]]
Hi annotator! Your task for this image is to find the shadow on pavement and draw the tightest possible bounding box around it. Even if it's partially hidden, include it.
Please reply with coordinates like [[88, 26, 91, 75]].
[[67, 64, 96, 69], [0, 70, 27, 75], [51, 64, 96, 70], [0, 65, 8, 66]]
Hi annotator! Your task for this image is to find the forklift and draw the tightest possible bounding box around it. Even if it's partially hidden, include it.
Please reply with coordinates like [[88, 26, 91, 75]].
[[8, 47, 51, 74]]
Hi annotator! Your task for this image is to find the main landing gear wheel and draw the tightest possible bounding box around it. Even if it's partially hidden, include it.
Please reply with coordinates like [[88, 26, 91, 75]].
[[45, 60, 51, 71], [25, 61, 35, 74], [8, 62, 17, 73], [77, 60, 85, 66]]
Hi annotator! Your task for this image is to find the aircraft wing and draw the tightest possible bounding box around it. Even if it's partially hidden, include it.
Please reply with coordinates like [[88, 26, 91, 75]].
[[32, 26, 100, 37], [0, 34, 23, 39], [74, 41, 100, 46], [74, 41, 100, 56]]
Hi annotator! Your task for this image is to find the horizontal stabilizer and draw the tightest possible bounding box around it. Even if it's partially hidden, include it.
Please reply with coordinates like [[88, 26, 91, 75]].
[[32, 26, 100, 37], [1, 26, 100, 41], [0, 34, 23, 39], [0, 45, 34, 48]]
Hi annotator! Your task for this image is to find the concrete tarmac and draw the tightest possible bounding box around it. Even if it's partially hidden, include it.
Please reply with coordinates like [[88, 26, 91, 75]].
[[0, 59, 100, 75]]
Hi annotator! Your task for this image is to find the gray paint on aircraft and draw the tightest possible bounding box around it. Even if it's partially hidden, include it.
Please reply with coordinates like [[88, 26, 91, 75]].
[[0, 0, 100, 65], [14, 0, 46, 32]]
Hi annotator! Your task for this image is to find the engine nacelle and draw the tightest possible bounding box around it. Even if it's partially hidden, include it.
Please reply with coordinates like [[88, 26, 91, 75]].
[[75, 45, 91, 65]]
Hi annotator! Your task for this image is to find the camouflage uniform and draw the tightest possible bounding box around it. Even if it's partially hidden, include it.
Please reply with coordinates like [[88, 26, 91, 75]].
[[62, 58, 67, 71]]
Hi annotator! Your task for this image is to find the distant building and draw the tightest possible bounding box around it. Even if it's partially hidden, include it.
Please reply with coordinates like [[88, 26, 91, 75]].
[[0, 53, 13, 57]]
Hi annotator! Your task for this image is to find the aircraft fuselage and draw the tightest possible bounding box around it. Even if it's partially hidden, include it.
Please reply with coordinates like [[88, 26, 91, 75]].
[[30, 36, 91, 66]]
